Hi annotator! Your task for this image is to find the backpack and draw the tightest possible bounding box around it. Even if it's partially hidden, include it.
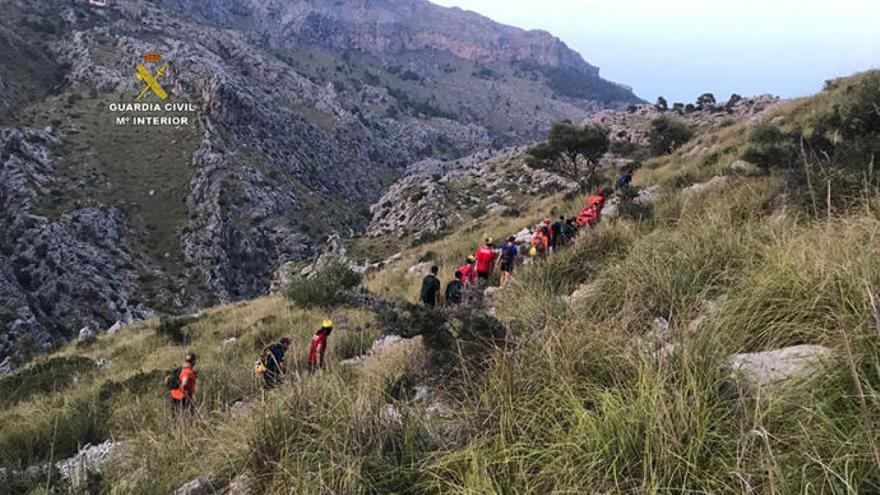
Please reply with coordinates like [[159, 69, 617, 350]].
[[164, 367, 182, 390]]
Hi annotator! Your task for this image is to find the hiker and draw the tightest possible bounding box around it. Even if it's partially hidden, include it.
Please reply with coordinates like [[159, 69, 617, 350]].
[[421, 265, 441, 308], [474, 238, 496, 282], [562, 217, 577, 242], [169, 352, 197, 412], [262, 337, 291, 389], [532, 229, 546, 257], [618, 170, 633, 190], [459, 255, 477, 286], [550, 216, 565, 249], [445, 270, 464, 304], [308, 320, 333, 371], [499, 236, 518, 287]]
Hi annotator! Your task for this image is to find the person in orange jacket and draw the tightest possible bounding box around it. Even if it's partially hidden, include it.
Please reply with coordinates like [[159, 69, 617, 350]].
[[169, 352, 197, 412]]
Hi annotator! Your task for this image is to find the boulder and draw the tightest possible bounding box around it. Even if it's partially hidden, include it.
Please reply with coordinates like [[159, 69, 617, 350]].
[[683, 176, 727, 195], [107, 321, 123, 334], [173, 475, 218, 495], [406, 262, 433, 279], [222, 337, 237, 347], [0, 356, 13, 375], [223, 474, 254, 495], [727, 345, 833, 388], [78, 326, 97, 342]]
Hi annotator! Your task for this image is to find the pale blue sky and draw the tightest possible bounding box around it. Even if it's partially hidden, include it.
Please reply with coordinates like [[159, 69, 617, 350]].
[[431, 0, 880, 103]]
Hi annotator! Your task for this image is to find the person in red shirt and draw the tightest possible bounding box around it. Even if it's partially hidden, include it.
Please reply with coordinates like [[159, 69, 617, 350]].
[[474, 238, 497, 281], [458, 255, 477, 286], [308, 320, 334, 371], [170, 352, 197, 412]]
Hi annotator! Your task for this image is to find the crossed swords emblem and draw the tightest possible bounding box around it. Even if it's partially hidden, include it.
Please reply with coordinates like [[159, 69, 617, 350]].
[[135, 62, 170, 100]]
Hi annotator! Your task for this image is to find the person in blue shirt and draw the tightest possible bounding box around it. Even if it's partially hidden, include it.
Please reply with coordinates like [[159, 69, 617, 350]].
[[499, 236, 519, 287], [617, 170, 633, 190]]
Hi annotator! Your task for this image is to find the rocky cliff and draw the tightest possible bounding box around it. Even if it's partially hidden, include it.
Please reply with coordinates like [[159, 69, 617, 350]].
[[0, 0, 639, 362]]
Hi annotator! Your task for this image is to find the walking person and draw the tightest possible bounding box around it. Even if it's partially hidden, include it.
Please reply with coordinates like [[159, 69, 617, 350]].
[[458, 255, 477, 286], [261, 337, 291, 389], [168, 352, 197, 412], [445, 271, 464, 305], [420, 265, 441, 308], [308, 320, 334, 371], [474, 238, 497, 283], [499, 236, 518, 287]]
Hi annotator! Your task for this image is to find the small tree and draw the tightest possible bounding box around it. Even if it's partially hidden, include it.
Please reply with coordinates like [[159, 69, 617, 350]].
[[655, 96, 668, 112], [725, 93, 743, 113], [526, 121, 610, 192], [696, 92, 716, 110], [648, 117, 694, 155]]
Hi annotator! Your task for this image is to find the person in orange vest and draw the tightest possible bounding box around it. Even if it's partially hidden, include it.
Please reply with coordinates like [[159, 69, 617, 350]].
[[308, 320, 334, 371], [474, 238, 497, 282], [458, 255, 477, 286], [169, 352, 197, 412]]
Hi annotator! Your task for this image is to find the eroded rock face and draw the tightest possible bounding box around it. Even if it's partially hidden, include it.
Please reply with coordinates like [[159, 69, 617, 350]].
[[727, 345, 833, 388]]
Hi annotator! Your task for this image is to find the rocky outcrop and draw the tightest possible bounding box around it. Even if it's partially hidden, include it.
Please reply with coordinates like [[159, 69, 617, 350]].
[[367, 148, 572, 238], [586, 95, 782, 148], [727, 345, 833, 389]]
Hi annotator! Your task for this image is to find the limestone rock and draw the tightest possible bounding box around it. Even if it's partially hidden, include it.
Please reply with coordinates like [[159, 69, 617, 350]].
[[78, 326, 97, 342], [406, 262, 434, 279], [727, 345, 833, 388], [173, 475, 218, 495]]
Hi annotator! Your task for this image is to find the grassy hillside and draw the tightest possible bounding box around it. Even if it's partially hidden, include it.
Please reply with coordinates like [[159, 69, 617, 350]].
[[2, 72, 879, 494]]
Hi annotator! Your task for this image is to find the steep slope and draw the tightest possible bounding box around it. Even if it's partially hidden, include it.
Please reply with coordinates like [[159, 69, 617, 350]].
[[2, 72, 877, 494], [0, 0, 639, 362]]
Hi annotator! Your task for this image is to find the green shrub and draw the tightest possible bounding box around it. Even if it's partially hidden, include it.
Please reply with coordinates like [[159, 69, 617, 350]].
[[156, 314, 200, 345], [285, 261, 362, 309], [648, 117, 694, 155], [332, 327, 380, 360]]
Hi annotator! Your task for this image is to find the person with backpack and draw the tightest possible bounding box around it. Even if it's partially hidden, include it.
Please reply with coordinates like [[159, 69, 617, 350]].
[[308, 320, 333, 371], [168, 352, 197, 412], [420, 265, 441, 308], [499, 236, 518, 287], [474, 238, 496, 282], [445, 271, 464, 304], [261, 337, 291, 389], [550, 216, 565, 249], [459, 255, 477, 286]]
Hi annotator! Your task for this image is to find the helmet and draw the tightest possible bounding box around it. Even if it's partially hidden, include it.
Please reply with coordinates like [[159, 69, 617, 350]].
[[322, 319, 333, 329], [529, 246, 538, 257]]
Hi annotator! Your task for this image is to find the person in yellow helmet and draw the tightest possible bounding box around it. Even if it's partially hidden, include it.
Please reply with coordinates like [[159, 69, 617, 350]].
[[308, 320, 333, 371]]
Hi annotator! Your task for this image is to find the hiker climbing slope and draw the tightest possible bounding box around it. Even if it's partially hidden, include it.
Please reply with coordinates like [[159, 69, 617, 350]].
[[168, 352, 197, 412], [420, 265, 441, 308], [308, 320, 334, 371], [475, 238, 497, 282], [499, 236, 518, 287], [261, 337, 291, 389], [446, 271, 464, 304]]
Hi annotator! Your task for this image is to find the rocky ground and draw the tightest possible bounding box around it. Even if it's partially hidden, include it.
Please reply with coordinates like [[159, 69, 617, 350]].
[[0, 0, 640, 363]]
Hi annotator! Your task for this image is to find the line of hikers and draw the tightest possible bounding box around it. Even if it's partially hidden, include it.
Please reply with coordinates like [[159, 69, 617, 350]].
[[420, 183, 623, 307], [167, 320, 337, 411], [168, 176, 634, 411]]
